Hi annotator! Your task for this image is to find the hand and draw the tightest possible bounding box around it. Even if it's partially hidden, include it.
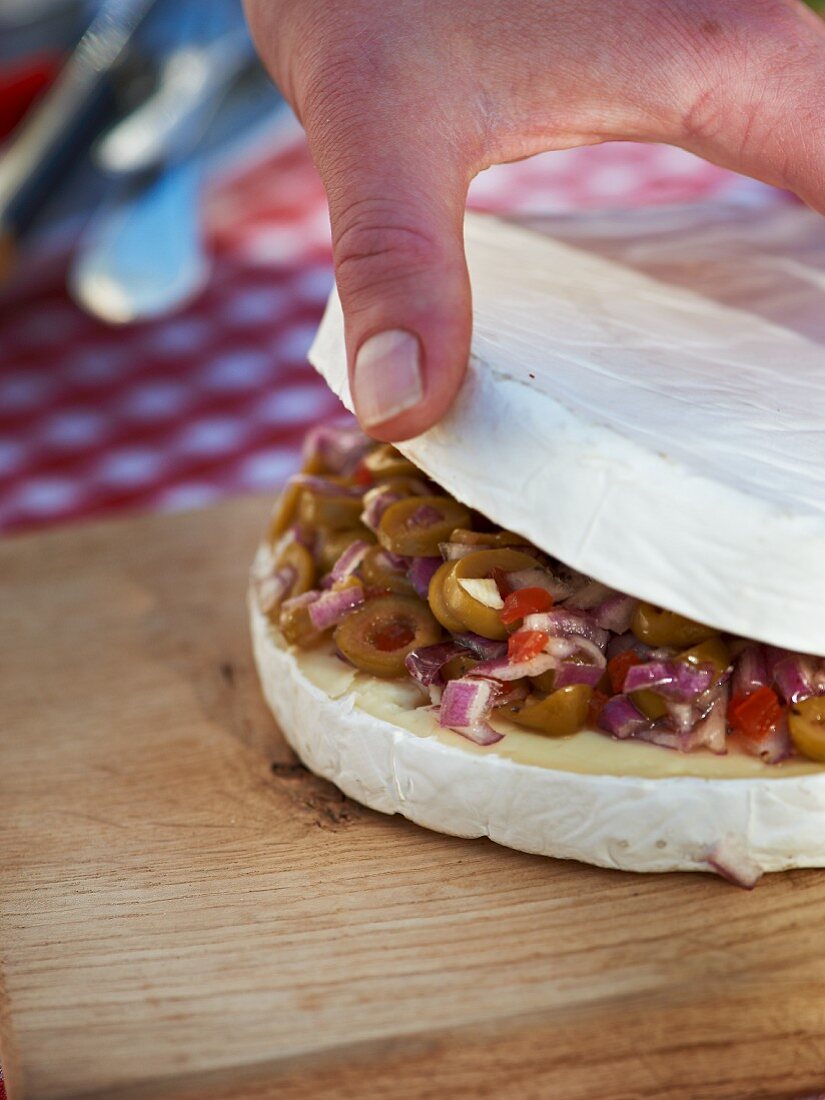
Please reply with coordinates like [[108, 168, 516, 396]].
[[245, 0, 825, 440]]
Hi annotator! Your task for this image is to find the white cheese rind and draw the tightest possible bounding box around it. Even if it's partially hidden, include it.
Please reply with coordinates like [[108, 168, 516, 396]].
[[250, 592, 825, 877], [308, 210, 825, 655]]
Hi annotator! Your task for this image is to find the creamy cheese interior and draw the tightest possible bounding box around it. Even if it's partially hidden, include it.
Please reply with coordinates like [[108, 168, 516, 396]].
[[273, 621, 825, 780]]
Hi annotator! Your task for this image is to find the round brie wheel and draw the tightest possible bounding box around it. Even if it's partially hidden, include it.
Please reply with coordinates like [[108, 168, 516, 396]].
[[250, 589, 825, 885]]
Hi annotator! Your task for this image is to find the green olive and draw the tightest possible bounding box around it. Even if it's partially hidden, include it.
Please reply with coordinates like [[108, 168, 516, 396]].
[[360, 545, 415, 594], [334, 595, 441, 677], [267, 479, 305, 542], [443, 548, 538, 640], [530, 669, 558, 694], [298, 488, 364, 531], [362, 444, 420, 481], [508, 685, 593, 737], [448, 528, 530, 549], [632, 602, 718, 648], [442, 653, 481, 681], [279, 599, 322, 647], [378, 496, 472, 557], [315, 527, 375, 574], [678, 637, 731, 680], [428, 561, 468, 633], [631, 689, 669, 721], [276, 540, 316, 598], [788, 696, 825, 762]]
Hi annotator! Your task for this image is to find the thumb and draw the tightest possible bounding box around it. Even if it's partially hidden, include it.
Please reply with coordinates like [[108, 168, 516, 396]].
[[310, 121, 472, 441]]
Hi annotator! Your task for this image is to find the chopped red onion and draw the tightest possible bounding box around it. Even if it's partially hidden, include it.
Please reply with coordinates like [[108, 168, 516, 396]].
[[256, 566, 297, 614], [453, 633, 508, 661], [361, 486, 403, 531], [439, 677, 503, 745], [330, 539, 371, 583], [301, 423, 371, 476], [634, 723, 681, 750], [408, 556, 442, 599], [308, 582, 365, 631], [553, 663, 604, 689], [523, 609, 609, 650], [507, 568, 575, 601], [566, 580, 616, 611], [471, 651, 562, 682], [773, 654, 816, 704], [566, 636, 607, 669], [664, 699, 698, 735], [282, 589, 321, 613], [439, 541, 482, 561], [593, 594, 639, 634], [292, 474, 364, 499], [605, 634, 654, 663], [732, 644, 768, 697], [682, 684, 728, 754], [706, 837, 763, 889], [598, 694, 649, 738], [623, 660, 714, 702], [405, 641, 468, 687]]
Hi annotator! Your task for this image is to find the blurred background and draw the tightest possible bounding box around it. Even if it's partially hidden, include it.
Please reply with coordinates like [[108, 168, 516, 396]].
[[0, 0, 820, 536]]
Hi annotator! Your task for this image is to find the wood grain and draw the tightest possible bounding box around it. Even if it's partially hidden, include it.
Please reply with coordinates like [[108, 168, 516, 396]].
[[2, 498, 825, 1100]]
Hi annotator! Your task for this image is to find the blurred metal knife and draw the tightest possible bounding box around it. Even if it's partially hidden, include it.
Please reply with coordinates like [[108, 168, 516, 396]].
[[0, 0, 158, 284], [70, 54, 283, 324]]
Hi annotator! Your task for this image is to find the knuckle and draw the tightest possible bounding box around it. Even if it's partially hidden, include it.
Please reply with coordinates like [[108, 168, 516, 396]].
[[333, 202, 441, 299]]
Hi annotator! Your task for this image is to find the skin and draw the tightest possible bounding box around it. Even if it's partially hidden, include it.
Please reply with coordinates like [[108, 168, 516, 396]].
[[244, 0, 825, 440]]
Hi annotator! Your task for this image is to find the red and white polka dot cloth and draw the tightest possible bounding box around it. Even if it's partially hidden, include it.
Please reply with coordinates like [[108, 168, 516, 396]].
[[0, 122, 780, 535]]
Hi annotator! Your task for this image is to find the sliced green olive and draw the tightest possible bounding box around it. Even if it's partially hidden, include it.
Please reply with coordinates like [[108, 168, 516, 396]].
[[276, 540, 316, 598], [678, 637, 731, 680], [442, 653, 481, 681], [788, 696, 825, 762], [448, 528, 530, 549], [279, 599, 323, 647], [508, 685, 593, 737], [298, 488, 364, 531], [362, 444, 420, 481], [428, 561, 468, 633], [632, 689, 669, 721], [378, 496, 472, 557], [443, 548, 538, 640], [632, 602, 718, 648], [334, 595, 441, 677], [267, 479, 305, 543], [315, 527, 375, 574], [530, 669, 558, 694], [360, 545, 415, 594]]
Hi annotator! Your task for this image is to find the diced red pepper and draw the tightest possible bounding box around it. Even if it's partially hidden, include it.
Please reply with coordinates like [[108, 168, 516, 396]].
[[606, 650, 642, 695], [727, 685, 783, 743], [587, 689, 610, 726], [500, 586, 553, 625], [353, 462, 373, 487], [508, 629, 549, 663], [491, 567, 513, 598]]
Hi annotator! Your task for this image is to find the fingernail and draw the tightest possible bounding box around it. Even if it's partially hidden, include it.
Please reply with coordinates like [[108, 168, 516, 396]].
[[353, 329, 423, 428]]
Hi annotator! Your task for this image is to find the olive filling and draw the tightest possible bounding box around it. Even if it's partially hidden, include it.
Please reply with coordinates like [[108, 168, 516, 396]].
[[256, 426, 825, 763]]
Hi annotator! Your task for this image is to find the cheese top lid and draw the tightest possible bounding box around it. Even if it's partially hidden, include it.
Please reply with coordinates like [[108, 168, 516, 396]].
[[309, 206, 825, 656]]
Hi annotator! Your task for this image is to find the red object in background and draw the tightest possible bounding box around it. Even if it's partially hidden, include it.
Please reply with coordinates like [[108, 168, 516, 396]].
[[0, 53, 61, 142], [0, 130, 776, 536]]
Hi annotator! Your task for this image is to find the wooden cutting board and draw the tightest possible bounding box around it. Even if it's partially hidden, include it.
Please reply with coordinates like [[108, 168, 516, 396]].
[[3, 498, 825, 1100]]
